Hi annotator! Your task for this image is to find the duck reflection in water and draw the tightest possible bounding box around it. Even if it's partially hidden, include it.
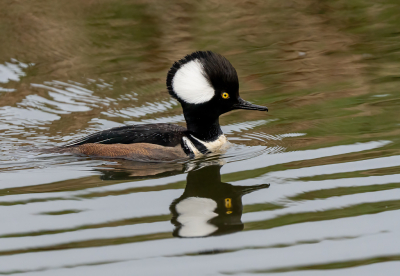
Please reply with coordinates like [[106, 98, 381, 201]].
[[96, 159, 185, 180], [170, 165, 269, 238]]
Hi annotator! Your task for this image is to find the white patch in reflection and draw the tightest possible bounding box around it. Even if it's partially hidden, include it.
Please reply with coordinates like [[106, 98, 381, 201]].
[[175, 197, 218, 237]]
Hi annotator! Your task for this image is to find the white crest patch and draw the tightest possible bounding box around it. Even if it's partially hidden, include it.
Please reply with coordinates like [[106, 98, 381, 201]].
[[176, 197, 218, 237], [172, 59, 214, 104]]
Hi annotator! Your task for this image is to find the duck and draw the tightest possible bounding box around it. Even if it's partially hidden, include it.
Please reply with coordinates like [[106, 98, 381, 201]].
[[53, 51, 268, 162]]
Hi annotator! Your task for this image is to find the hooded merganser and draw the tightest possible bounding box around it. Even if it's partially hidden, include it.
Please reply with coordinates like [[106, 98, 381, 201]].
[[54, 51, 268, 161]]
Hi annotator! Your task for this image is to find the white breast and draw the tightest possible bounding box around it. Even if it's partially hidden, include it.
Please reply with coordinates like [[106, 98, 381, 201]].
[[191, 134, 229, 152], [182, 134, 229, 157]]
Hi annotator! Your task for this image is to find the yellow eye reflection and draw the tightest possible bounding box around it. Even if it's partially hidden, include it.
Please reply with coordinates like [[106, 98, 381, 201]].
[[221, 92, 230, 99], [225, 198, 232, 214]]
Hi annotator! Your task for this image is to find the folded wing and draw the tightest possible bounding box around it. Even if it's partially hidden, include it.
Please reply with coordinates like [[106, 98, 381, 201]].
[[62, 123, 187, 148]]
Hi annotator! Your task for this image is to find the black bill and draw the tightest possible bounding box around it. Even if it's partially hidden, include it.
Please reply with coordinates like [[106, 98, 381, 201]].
[[233, 97, 268, 111]]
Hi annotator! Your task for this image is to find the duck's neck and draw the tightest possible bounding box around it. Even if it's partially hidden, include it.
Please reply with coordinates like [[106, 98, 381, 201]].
[[184, 113, 223, 142]]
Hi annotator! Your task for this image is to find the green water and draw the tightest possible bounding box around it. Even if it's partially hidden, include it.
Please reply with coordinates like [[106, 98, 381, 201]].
[[0, 0, 400, 275]]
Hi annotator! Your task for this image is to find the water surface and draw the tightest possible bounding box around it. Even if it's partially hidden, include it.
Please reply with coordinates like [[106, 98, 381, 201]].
[[1, 0, 400, 275]]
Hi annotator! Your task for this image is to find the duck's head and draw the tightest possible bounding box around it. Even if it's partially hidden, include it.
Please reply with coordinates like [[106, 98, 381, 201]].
[[166, 51, 268, 120]]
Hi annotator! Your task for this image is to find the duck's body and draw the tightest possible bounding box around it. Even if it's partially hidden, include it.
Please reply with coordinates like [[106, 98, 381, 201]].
[[53, 51, 268, 161], [58, 123, 227, 161]]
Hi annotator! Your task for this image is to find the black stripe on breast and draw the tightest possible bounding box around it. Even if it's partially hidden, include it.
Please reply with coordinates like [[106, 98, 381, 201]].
[[187, 135, 210, 154]]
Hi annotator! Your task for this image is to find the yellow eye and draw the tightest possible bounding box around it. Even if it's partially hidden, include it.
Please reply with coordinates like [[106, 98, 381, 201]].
[[221, 92, 229, 99]]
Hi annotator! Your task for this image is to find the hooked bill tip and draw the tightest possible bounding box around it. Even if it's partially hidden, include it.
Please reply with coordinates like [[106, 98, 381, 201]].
[[233, 98, 268, 111]]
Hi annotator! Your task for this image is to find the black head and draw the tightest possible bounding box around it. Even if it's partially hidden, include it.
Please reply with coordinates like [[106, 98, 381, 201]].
[[166, 51, 268, 119]]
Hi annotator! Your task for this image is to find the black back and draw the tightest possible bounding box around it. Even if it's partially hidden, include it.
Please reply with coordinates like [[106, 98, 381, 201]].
[[62, 123, 186, 148]]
